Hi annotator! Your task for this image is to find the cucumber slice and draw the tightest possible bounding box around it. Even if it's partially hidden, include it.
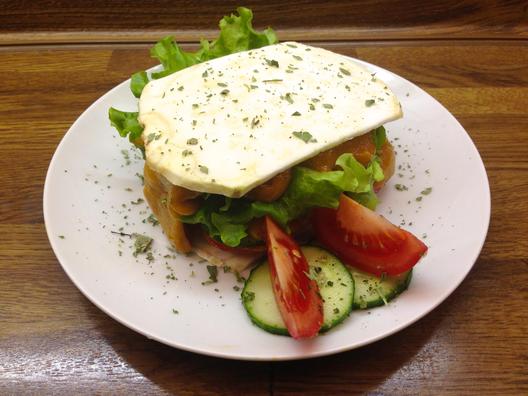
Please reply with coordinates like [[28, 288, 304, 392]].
[[303, 246, 355, 331], [350, 268, 412, 309], [241, 262, 289, 336], [241, 246, 354, 336]]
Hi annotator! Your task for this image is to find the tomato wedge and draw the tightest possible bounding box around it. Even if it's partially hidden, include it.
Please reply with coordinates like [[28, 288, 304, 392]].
[[335, 194, 405, 252], [264, 216, 323, 339], [203, 230, 266, 255], [313, 195, 427, 276]]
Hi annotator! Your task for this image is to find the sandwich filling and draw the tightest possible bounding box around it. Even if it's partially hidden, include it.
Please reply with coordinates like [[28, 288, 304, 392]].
[[142, 129, 396, 254], [137, 42, 402, 258]]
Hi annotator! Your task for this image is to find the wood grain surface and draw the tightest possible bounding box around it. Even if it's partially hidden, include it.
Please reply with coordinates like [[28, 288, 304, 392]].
[[1, 2, 528, 394], [1, 0, 527, 44]]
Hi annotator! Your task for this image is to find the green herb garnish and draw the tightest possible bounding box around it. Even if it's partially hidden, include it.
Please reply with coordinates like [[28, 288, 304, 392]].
[[292, 131, 315, 143], [132, 234, 153, 257], [265, 58, 279, 68], [421, 187, 433, 195], [207, 265, 218, 282], [242, 291, 255, 303], [146, 214, 159, 226]]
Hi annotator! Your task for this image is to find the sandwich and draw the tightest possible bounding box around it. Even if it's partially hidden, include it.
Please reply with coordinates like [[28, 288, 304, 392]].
[[109, 8, 427, 338], [136, 40, 409, 273]]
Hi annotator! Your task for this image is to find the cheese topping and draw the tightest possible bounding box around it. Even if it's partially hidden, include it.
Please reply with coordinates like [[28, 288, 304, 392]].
[[139, 41, 402, 198]]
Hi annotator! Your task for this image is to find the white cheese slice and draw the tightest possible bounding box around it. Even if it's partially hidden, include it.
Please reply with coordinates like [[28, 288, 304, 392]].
[[139, 41, 402, 198]]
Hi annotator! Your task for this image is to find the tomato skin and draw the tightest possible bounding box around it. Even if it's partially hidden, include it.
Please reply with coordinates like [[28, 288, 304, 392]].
[[203, 230, 266, 255], [313, 200, 428, 276], [335, 194, 405, 253], [264, 216, 323, 339]]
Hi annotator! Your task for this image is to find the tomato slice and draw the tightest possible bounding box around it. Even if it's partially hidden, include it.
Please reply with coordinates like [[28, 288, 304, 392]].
[[264, 216, 323, 339], [313, 195, 428, 276], [203, 229, 266, 255], [335, 194, 405, 252]]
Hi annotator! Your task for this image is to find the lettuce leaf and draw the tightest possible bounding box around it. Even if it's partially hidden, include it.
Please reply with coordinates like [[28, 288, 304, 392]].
[[110, 7, 278, 142], [149, 36, 203, 80], [139, 7, 277, 91], [205, 7, 278, 59], [108, 108, 143, 143], [181, 153, 380, 247], [372, 125, 387, 151], [130, 71, 149, 98]]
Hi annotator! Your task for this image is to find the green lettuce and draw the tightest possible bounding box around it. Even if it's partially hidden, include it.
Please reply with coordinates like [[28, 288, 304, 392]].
[[108, 108, 143, 143], [347, 126, 387, 208], [372, 125, 387, 151], [148, 7, 277, 82], [110, 7, 278, 141], [369, 126, 387, 183], [132, 7, 277, 95], [130, 71, 149, 98], [181, 153, 382, 247]]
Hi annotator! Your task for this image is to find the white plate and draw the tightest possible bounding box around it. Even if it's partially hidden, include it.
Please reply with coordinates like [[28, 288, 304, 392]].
[[44, 57, 490, 361]]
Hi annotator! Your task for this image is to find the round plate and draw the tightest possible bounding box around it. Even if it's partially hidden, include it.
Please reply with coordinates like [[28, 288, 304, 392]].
[[43, 56, 490, 361]]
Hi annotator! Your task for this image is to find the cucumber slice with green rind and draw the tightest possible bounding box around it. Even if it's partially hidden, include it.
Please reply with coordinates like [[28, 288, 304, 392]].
[[241, 263, 289, 336], [351, 268, 412, 310], [302, 246, 354, 332], [241, 246, 354, 336]]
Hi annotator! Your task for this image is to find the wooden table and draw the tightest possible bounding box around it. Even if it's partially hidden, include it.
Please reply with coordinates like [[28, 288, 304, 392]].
[[1, 2, 527, 394]]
